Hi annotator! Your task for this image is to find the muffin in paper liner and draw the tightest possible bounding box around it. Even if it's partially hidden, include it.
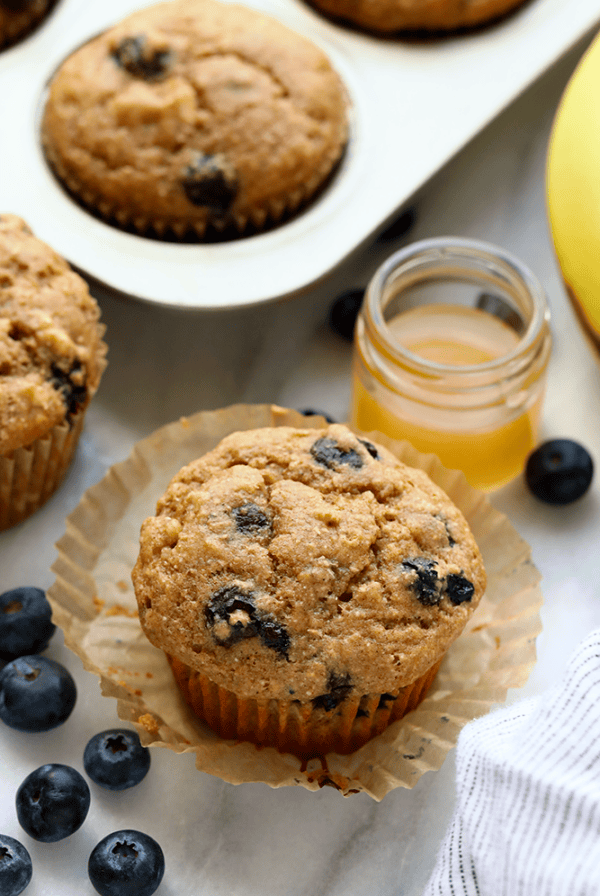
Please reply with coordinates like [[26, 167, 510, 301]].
[[48, 404, 542, 800], [41, 0, 349, 241], [0, 213, 108, 530], [166, 653, 444, 761]]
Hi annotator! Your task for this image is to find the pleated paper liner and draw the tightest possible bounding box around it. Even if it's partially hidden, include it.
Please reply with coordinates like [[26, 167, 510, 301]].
[[0, 413, 84, 531], [48, 404, 543, 800], [167, 653, 443, 761], [0, 330, 107, 531]]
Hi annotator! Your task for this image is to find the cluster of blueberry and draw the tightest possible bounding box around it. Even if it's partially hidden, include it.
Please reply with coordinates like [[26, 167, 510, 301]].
[[0, 587, 164, 896]]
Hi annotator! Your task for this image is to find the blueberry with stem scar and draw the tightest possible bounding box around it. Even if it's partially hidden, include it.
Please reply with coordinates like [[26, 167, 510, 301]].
[[0, 834, 32, 896], [525, 438, 593, 505], [0, 655, 76, 732], [88, 830, 165, 896], [84, 729, 151, 791], [16, 764, 90, 843]]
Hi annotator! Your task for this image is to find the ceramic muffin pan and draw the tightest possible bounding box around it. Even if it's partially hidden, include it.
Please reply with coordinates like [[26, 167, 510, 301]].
[[1, 0, 599, 310]]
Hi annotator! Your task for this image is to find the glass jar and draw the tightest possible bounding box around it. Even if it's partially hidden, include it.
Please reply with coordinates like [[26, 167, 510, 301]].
[[350, 237, 552, 491]]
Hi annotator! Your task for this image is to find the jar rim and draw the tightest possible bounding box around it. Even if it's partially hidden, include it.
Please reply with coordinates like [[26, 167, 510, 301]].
[[364, 236, 551, 377]]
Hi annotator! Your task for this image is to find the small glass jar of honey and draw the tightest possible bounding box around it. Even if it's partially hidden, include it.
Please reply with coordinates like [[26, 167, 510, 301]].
[[350, 237, 552, 491]]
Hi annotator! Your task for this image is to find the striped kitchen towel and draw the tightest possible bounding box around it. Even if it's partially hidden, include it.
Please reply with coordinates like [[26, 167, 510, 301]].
[[423, 627, 600, 896]]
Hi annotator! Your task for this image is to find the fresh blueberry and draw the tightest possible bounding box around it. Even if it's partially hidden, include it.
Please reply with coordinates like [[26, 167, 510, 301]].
[[88, 830, 165, 896], [0, 587, 55, 662], [0, 655, 76, 732], [525, 439, 594, 505], [375, 206, 416, 242], [16, 764, 90, 843], [0, 834, 32, 896], [327, 288, 364, 341], [298, 408, 337, 424], [84, 729, 151, 791]]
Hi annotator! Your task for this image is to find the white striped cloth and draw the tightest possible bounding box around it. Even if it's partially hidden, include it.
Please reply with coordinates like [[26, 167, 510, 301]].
[[423, 628, 600, 896]]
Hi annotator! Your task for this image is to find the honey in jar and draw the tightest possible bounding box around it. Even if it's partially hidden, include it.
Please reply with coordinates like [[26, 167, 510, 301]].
[[350, 238, 552, 491]]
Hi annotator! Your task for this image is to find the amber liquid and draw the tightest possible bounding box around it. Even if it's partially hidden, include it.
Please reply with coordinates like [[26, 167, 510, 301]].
[[351, 304, 543, 492]]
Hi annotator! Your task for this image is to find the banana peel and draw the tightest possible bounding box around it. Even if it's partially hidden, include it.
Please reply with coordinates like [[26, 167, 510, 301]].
[[547, 28, 600, 352]]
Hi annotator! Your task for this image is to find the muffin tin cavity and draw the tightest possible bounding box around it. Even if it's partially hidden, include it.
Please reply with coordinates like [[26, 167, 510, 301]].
[[40, 1, 352, 243], [1, 0, 598, 308]]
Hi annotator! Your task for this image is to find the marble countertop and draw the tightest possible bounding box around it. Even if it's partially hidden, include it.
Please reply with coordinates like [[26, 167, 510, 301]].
[[3, 19, 600, 896]]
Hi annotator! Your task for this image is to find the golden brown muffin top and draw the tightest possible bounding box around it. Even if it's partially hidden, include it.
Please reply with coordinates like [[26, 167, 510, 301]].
[[0, 214, 105, 455], [41, 0, 349, 237], [132, 424, 486, 703]]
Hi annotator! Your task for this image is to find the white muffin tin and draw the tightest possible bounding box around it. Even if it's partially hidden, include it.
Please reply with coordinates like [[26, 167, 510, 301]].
[[1, 0, 599, 309]]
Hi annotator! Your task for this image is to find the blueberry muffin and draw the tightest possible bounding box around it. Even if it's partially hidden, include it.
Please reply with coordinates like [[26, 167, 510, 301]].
[[132, 424, 486, 759], [41, 0, 349, 240], [0, 0, 54, 50], [303, 0, 530, 35], [0, 214, 106, 529]]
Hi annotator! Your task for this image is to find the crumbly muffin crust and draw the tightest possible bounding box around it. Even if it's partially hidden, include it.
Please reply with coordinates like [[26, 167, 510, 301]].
[[0, 213, 105, 455], [304, 0, 529, 34], [0, 0, 53, 50], [132, 424, 486, 705], [41, 0, 349, 238]]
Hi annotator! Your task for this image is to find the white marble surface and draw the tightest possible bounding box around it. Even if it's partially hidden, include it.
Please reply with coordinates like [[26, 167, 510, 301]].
[[3, 23, 600, 896]]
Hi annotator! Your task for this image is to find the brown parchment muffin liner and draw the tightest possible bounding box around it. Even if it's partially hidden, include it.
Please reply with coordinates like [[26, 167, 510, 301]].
[[0, 413, 84, 531], [48, 404, 543, 800], [0, 335, 107, 531], [167, 653, 443, 761]]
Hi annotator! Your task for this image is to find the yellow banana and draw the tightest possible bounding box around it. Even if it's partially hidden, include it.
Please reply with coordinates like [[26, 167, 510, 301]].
[[547, 28, 600, 350]]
